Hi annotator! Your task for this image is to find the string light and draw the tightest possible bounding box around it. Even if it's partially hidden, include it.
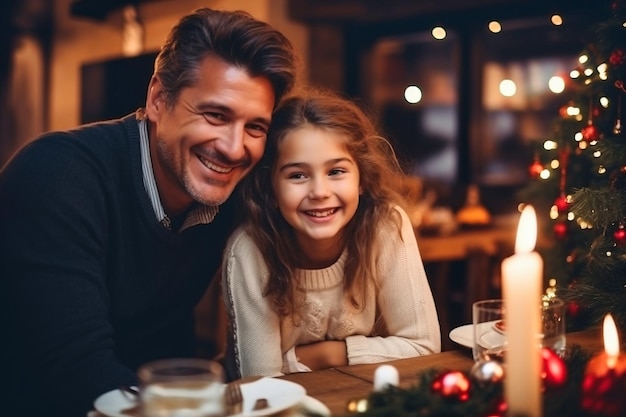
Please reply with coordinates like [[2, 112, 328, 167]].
[[499, 79, 516, 96], [404, 85, 422, 103], [431, 26, 446, 40], [551, 15, 563, 26], [599, 96, 609, 108], [543, 140, 558, 150], [549, 76, 565, 93], [488, 21, 502, 33]]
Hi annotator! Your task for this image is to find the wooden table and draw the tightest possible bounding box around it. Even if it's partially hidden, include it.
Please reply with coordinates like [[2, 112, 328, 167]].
[[279, 327, 603, 416], [417, 223, 516, 263]]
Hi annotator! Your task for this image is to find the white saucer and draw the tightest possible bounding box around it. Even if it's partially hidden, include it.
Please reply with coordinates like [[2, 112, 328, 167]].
[[230, 377, 306, 417], [449, 322, 507, 350], [448, 324, 473, 348], [93, 377, 325, 417], [93, 388, 138, 417]]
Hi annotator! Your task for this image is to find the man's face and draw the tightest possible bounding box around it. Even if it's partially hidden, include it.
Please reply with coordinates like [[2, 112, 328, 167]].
[[145, 55, 275, 215]]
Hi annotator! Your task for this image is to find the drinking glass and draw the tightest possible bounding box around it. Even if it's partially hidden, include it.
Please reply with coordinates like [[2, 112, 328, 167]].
[[138, 358, 225, 417], [541, 297, 566, 357], [472, 298, 567, 363], [472, 299, 507, 362]]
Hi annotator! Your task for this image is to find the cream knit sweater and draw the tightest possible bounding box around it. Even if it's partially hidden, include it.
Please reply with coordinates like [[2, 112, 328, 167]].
[[222, 206, 441, 378]]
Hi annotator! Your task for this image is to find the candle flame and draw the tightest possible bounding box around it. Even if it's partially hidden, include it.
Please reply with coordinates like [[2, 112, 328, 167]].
[[515, 205, 537, 254], [604, 314, 620, 368]]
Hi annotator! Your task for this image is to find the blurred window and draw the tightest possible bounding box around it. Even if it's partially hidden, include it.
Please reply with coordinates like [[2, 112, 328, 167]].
[[359, 13, 591, 210]]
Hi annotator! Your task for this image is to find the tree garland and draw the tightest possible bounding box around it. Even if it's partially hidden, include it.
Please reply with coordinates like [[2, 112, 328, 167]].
[[341, 345, 593, 417]]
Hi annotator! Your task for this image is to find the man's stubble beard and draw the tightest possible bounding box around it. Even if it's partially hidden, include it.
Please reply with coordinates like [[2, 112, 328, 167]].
[[155, 139, 227, 208]]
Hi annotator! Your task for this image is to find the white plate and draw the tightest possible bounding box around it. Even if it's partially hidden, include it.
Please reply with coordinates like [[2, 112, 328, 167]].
[[449, 322, 507, 349], [448, 324, 473, 348], [93, 377, 310, 417], [93, 388, 139, 417], [230, 377, 306, 417]]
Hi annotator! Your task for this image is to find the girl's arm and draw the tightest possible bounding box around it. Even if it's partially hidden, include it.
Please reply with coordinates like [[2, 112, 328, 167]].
[[345, 206, 442, 364], [222, 228, 285, 377], [295, 340, 348, 370]]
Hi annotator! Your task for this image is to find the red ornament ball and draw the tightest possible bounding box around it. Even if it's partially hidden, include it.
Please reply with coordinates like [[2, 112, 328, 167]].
[[431, 370, 471, 401], [567, 301, 581, 318], [581, 122, 600, 142], [614, 225, 626, 245], [610, 48, 625, 66], [554, 195, 571, 214], [529, 160, 544, 178], [541, 347, 567, 390], [553, 222, 568, 239], [592, 106, 601, 118]]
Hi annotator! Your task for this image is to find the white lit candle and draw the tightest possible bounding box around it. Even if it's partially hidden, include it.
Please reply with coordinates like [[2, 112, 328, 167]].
[[501, 205, 542, 417]]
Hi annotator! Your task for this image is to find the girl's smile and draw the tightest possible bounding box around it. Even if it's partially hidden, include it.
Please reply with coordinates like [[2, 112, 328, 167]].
[[304, 207, 339, 218]]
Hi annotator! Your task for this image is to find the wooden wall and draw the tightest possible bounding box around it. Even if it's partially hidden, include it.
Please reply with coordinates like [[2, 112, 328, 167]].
[[0, 0, 309, 166]]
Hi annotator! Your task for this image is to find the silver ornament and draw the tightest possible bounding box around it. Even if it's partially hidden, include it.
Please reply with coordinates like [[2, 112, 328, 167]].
[[470, 360, 504, 384]]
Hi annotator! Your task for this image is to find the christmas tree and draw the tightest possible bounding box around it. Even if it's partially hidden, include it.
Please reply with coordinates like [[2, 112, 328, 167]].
[[519, 1, 626, 330]]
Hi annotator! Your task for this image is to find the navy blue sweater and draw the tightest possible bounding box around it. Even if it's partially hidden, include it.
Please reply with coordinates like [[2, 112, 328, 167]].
[[0, 113, 235, 416]]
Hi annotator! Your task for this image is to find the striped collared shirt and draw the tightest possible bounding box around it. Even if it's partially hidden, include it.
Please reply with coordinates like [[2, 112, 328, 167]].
[[138, 119, 218, 232]]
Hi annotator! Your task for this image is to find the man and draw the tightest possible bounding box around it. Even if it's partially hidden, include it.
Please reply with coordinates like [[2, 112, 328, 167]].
[[0, 7, 297, 417]]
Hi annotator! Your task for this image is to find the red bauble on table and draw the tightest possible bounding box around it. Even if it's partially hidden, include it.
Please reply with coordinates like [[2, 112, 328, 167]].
[[541, 347, 567, 390], [431, 370, 471, 401]]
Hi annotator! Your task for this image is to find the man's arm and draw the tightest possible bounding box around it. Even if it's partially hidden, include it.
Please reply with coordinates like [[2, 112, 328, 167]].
[[0, 137, 137, 416]]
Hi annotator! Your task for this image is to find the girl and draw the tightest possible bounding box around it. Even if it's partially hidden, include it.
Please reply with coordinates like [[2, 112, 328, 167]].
[[222, 89, 440, 379]]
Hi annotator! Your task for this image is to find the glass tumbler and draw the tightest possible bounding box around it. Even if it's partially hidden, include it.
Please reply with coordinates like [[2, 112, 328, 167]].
[[472, 299, 507, 362], [138, 358, 225, 417], [541, 297, 566, 356]]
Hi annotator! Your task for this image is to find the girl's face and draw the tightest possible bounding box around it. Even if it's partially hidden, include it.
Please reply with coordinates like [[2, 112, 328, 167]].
[[272, 125, 361, 256]]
